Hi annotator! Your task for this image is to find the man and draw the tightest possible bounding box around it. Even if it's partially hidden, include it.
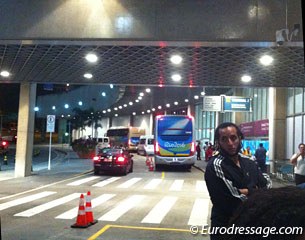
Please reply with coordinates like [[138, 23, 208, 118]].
[[196, 141, 202, 160], [254, 143, 267, 173], [290, 143, 305, 186], [205, 122, 269, 240]]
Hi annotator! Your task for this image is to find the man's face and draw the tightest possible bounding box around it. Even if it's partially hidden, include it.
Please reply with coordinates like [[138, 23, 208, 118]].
[[218, 126, 241, 156]]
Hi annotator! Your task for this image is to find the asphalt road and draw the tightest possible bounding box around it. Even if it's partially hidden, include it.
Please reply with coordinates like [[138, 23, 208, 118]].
[[0, 151, 210, 240]]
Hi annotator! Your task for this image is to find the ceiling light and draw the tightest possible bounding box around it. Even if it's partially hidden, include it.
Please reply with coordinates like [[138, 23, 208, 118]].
[[147, 110, 151, 113], [34, 107, 39, 111], [260, 55, 273, 66], [201, 91, 206, 96], [138, 96, 142, 100], [152, 108, 155, 111], [119, 106, 122, 109], [170, 55, 182, 64], [123, 104, 127, 107], [66, 83, 70, 87], [52, 106, 56, 110], [241, 75, 252, 83], [194, 95, 199, 99], [115, 114, 118, 117], [166, 104, 170, 108], [84, 73, 93, 79], [171, 74, 182, 82], [110, 84, 114, 89], [185, 99, 189, 102], [135, 99, 139, 103], [102, 110, 106, 113], [0, 70, 10, 77], [145, 88, 151, 93], [114, 107, 118, 111], [85, 53, 98, 63], [64, 104, 69, 109], [129, 102, 133, 105], [132, 112, 136, 115], [174, 102, 178, 105], [78, 101, 83, 106], [142, 111, 145, 114], [139, 92, 144, 97], [158, 106, 162, 109], [107, 109, 111, 112], [101, 92, 106, 97]]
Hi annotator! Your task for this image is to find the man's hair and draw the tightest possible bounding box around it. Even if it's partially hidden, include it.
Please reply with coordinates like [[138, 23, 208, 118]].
[[259, 143, 263, 147], [298, 143, 305, 148], [214, 122, 244, 142], [227, 186, 305, 240]]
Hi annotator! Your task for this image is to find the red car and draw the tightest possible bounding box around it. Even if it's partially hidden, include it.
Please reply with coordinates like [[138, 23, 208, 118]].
[[93, 147, 134, 175]]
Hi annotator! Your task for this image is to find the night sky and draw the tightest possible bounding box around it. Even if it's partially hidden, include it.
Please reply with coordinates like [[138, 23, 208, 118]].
[[0, 84, 20, 114]]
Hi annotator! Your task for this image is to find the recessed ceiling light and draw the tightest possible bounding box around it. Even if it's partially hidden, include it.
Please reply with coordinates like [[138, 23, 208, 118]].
[[84, 73, 93, 79], [194, 95, 199, 99], [123, 104, 127, 107], [129, 102, 133, 105], [85, 53, 98, 63], [109, 84, 114, 89], [101, 92, 106, 97], [132, 112, 136, 115], [185, 99, 189, 102], [0, 70, 10, 77], [241, 75, 252, 83], [260, 55, 273, 66], [201, 91, 205, 96], [170, 55, 182, 64], [174, 102, 178, 105], [78, 101, 83, 106], [171, 74, 182, 82], [139, 92, 144, 97], [166, 104, 170, 108], [115, 114, 118, 117], [145, 88, 151, 93], [114, 107, 118, 111]]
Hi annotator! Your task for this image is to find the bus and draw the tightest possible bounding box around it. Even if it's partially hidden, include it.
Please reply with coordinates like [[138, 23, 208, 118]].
[[154, 115, 196, 170], [106, 126, 145, 152]]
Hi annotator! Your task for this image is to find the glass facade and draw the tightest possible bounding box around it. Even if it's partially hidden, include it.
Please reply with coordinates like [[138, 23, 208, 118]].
[[286, 88, 305, 158]]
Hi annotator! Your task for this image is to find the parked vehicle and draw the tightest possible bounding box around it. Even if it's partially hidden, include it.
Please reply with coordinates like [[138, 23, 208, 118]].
[[106, 126, 145, 152], [154, 115, 196, 170], [95, 137, 110, 154], [93, 147, 134, 175], [0, 137, 9, 155], [137, 135, 154, 156]]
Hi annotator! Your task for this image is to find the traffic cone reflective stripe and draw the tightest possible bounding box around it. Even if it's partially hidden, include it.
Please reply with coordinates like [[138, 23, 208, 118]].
[[71, 194, 90, 228], [85, 191, 97, 225]]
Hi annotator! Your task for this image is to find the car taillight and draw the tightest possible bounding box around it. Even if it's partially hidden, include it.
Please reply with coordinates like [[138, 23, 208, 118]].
[[190, 141, 195, 155], [93, 156, 100, 162], [155, 141, 160, 155], [117, 156, 125, 162]]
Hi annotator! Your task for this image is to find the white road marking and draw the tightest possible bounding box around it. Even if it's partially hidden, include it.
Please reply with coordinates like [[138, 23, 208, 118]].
[[98, 195, 145, 221], [92, 177, 121, 187], [141, 196, 177, 224], [55, 193, 116, 219], [14, 193, 81, 217], [117, 178, 142, 188], [188, 198, 210, 226], [67, 176, 100, 186], [143, 179, 163, 189], [0, 191, 56, 211], [169, 180, 184, 191], [196, 180, 208, 193]]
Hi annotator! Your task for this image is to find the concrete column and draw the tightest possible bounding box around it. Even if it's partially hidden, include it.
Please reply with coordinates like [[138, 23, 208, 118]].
[[268, 87, 287, 173], [15, 83, 37, 177]]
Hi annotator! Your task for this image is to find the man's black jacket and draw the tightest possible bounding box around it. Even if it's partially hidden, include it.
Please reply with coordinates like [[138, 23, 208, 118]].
[[204, 152, 268, 227]]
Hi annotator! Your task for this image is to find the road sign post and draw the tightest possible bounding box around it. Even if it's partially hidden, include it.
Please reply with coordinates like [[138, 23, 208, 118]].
[[46, 115, 55, 170]]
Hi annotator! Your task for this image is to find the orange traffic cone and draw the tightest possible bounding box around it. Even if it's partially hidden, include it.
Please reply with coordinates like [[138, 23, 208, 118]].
[[146, 157, 150, 166], [149, 158, 154, 171], [85, 191, 97, 225], [71, 194, 90, 228]]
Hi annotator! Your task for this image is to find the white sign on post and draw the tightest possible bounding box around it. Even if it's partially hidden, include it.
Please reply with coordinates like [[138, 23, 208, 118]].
[[46, 115, 55, 170], [203, 96, 222, 111], [46, 115, 55, 133]]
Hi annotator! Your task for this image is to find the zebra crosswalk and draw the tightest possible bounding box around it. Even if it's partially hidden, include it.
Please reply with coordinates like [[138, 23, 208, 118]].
[[0, 176, 211, 226]]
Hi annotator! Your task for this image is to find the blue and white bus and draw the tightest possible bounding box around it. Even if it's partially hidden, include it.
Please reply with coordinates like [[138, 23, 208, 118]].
[[154, 115, 196, 169]]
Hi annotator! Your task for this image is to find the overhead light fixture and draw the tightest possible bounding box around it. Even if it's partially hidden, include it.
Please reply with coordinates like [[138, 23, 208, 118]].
[[78, 101, 83, 106], [110, 84, 114, 89], [171, 74, 181, 82], [52, 106, 56, 110], [194, 95, 199, 99], [174, 102, 178, 105], [185, 99, 189, 102], [85, 53, 98, 63], [166, 103, 170, 108], [84, 73, 93, 79], [0, 70, 10, 77], [241, 75, 252, 83], [132, 112, 136, 115], [139, 92, 144, 97], [64, 104, 69, 109], [145, 88, 151, 93], [34, 107, 39, 111], [259, 55, 273, 66], [170, 55, 182, 64], [201, 91, 206, 96]]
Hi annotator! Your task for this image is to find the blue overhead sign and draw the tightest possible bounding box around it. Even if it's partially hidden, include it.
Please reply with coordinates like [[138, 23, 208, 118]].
[[223, 96, 252, 112]]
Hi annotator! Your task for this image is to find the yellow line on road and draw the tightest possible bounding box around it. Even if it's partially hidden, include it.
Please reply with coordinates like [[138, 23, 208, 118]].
[[87, 224, 189, 240], [161, 171, 165, 179]]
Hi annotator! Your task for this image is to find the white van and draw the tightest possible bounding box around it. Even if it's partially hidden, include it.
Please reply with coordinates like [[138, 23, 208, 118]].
[[137, 135, 154, 156], [95, 137, 110, 154]]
